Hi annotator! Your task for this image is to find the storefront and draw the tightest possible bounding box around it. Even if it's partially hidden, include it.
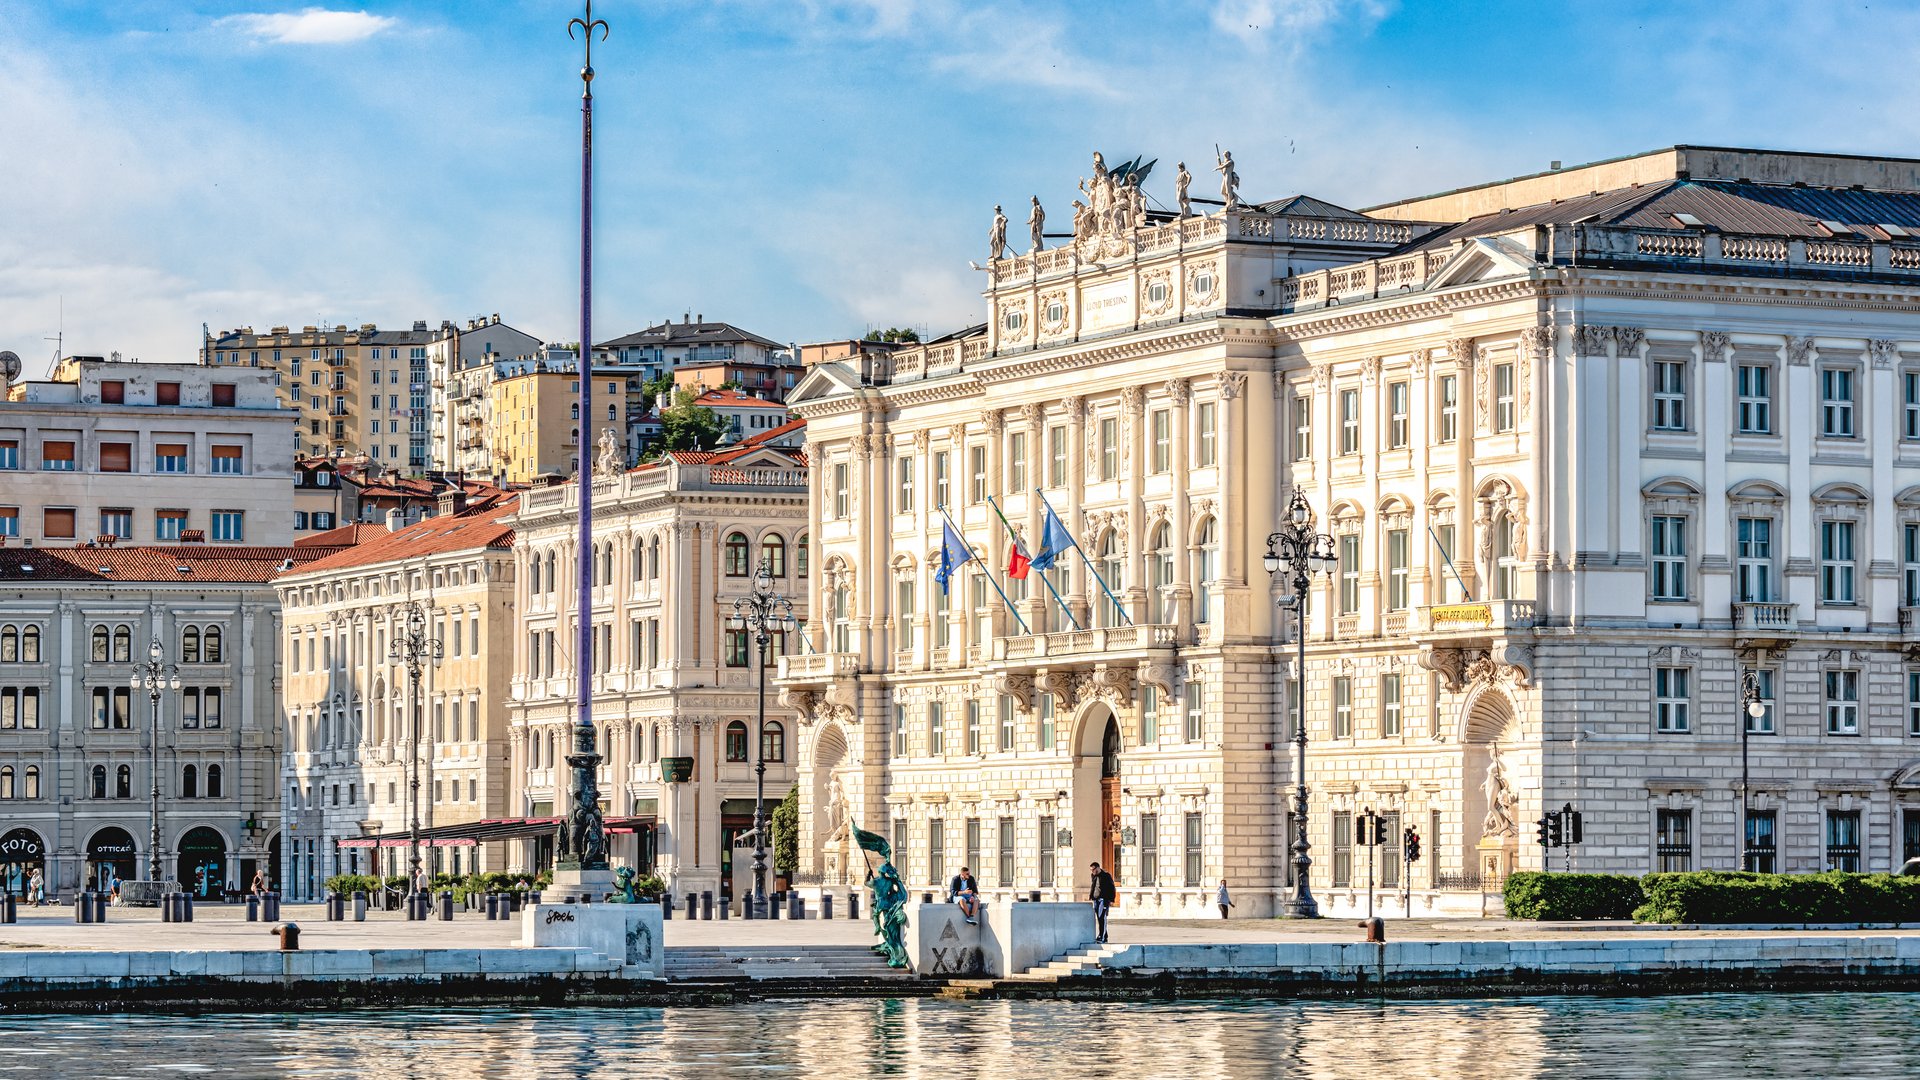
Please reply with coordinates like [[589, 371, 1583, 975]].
[[0, 829, 44, 896], [86, 827, 139, 892], [176, 826, 227, 899]]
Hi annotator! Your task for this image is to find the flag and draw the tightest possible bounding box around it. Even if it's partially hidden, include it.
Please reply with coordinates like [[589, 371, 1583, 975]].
[[1006, 537, 1032, 580], [852, 826, 891, 859], [1028, 503, 1076, 571], [934, 519, 975, 595]]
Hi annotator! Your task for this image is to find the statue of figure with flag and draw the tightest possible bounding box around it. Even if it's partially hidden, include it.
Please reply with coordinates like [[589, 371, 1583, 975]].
[[853, 824, 910, 968]]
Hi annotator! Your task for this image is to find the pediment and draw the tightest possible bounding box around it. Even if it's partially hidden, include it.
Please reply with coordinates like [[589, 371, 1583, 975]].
[[790, 363, 863, 405], [1424, 236, 1538, 290]]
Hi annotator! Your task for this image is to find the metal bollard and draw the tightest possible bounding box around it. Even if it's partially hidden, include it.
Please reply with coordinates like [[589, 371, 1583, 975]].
[[821, 894, 833, 921], [847, 892, 860, 920], [93, 892, 108, 923], [921, 892, 933, 904], [352, 891, 367, 922], [1030, 890, 1042, 903], [246, 894, 260, 922], [263, 892, 281, 921], [741, 896, 753, 920], [1361, 917, 1386, 943], [438, 891, 454, 921], [529, 891, 542, 906], [182, 893, 193, 922], [484, 893, 498, 920], [684, 893, 696, 921], [74, 891, 93, 924], [161, 891, 174, 923], [661, 893, 673, 920], [701, 891, 713, 920], [0, 893, 15, 924], [717, 896, 729, 920], [326, 892, 343, 922], [790, 893, 803, 920]]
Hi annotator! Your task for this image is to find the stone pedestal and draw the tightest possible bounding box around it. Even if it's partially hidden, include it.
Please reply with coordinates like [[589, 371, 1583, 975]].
[[520, 899, 663, 978], [545, 868, 614, 903], [1477, 836, 1515, 886], [907, 902, 986, 976]]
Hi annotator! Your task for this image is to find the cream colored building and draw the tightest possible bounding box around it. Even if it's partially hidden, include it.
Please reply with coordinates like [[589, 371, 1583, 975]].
[[782, 145, 1920, 918], [490, 365, 630, 484], [505, 435, 808, 901], [0, 358, 296, 548], [274, 487, 518, 899], [425, 315, 548, 475]]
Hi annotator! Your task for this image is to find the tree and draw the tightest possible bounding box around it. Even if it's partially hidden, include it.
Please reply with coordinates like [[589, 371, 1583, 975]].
[[638, 372, 677, 415], [657, 388, 730, 452], [863, 327, 920, 343], [771, 784, 799, 873]]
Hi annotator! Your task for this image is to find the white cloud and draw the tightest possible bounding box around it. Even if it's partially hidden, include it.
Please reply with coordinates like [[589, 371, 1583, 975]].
[[217, 8, 398, 46], [1211, 0, 1385, 49]]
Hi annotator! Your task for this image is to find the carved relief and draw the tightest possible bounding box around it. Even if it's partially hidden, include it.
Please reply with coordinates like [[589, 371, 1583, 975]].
[[1038, 289, 1070, 336], [1614, 326, 1646, 354], [1577, 325, 1613, 356], [1409, 348, 1432, 379], [981, 411, 1005, 436], [948, 423, 968, 448], [1474, 354, 1491, 432], [1119, 385, 1143, 412], [1520, 326, 1553, 363], [1000, 297, 1032, 344], [1035, 669, 1077, 709], [1358, 357, 1381, 387], [1786, 336, 1815, 366], [1139, 662, 1179, 698], [1870, 339, 1901, 369], [1447, 337, 1475, 366], [988, 673, 1035, 711], [1140, 268, 1176, 317], [1165, 377, 1190, 406], [1700, 330, 1732, 362], [1184, 260, 1222, 307], [1311, 365, 1331, 393], [912, 430, 931, 454], [1218, 371, 1247, 400], [1019, 402, 1044, 426]]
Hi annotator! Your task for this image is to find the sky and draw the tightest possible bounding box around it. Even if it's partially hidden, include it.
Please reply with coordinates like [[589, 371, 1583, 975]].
[[4, 0, 1920, 368]]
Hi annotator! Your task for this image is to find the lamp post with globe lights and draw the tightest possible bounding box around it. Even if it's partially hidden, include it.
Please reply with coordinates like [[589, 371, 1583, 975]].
[[730, 557, 793, 919], [130, 638, 180, 884], [1739, 668, 1767, 871], [1263, 487, 1338, 918]]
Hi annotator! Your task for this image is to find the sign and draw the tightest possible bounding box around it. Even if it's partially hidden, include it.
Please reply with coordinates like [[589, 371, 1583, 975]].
[[661, 757, 694, 783], [89, 838, 137, 858], [1078, 279, 1134, 333], [0, 830, 43, 859], [1428, 602, 1494, 630]]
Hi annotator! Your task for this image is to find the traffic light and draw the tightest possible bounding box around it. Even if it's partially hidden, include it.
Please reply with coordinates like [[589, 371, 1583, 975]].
[[1546, 811, 1565, 848], [1373, 816, 1390, 846], [1404, 828, 1421, 863], [1536, 816, 1552, 848], [1564, 805, 1584, 845], [1356, 815, 1370, 846]]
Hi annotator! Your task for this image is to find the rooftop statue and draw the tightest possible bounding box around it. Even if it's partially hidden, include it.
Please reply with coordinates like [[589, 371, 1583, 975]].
[[1028, 196, 1046, 253], [989, 205, 1008, 261], [1216, 149, 1241, 210], [1175, 162, 1192, 218]]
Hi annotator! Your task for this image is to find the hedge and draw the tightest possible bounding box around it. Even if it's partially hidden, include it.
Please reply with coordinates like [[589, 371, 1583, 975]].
[[1634, 871, 1920, 924], [1502, 872, 1643, 920]]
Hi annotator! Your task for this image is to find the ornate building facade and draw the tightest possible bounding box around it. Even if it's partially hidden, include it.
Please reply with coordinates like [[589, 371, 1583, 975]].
[[505, 430, 808, 901], [781, 146, 1920, 917]]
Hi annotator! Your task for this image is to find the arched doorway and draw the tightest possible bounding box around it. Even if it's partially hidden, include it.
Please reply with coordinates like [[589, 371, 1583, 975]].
[[86, 827, 138, 893], [1101, 717, 1122, 871], [177, 826, 227, 899], [267, 833, 283, 891], [1070, 702, 1122, 894], [0, 828, 44, 897]]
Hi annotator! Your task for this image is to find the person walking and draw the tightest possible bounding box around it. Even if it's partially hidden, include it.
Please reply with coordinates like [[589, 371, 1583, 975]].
[[1217, 878, 1234, 919], [1088, 861, 1117, 944], [948, 867, 980, 924], [27, 868, 44, 907]]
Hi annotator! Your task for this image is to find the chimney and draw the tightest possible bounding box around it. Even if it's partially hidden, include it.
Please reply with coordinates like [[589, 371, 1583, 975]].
[[697, 313, 703, 324], [386, 508, 404, 533], [438, 485, 469, 518]]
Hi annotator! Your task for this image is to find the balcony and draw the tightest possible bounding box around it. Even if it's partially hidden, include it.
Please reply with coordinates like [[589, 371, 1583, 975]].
[[776, 651, 861, 684], [1734, 602, 1799, 650], [1417, 599, 1537, 635], [994, 623, 1179, 664]]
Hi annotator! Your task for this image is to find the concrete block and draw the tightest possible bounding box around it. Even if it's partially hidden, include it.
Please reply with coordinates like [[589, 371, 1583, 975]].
[[519, 903, 663, 977], [310, 951, 373, 976], [238, 952, 284, 977], [908, 902, 985, 977], [371, 950, 426, 975]]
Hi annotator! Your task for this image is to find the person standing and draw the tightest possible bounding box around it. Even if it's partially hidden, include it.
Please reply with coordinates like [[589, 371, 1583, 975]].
[[1217, 878, 1234, 919], [1088, 861, 1117, 944], [27, 867, 43, 907]]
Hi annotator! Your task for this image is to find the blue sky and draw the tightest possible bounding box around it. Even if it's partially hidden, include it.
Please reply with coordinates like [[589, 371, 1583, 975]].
[[4, 1, 1920, 367]]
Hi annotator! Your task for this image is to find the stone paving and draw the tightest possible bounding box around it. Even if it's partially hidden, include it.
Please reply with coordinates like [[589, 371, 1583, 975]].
[[0, 902, 1912, 954]]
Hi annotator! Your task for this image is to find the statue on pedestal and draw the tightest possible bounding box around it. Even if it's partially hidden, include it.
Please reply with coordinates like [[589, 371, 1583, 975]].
[[1028, 196, 1046, 253], [1175, 162, 1192, 217], [988, 205, 1008, 261], [1480, 745, 1518, 838], [1216, 148, 1240, 209], [595, 427, 622, 477]]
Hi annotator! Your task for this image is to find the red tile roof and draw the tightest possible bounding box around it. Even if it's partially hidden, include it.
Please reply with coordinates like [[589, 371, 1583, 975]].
[[0, 545, 345, 583], [283, 493, 520, 577], [691, 389, 789, 409], [296, 523, 387, 548]]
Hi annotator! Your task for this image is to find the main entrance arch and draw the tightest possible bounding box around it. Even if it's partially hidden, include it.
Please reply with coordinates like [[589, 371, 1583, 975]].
[[1069, 702, 1122, 894], [0, 828, 44, 897], [86, 827, 138, 891], [177, 826, 227, 899]]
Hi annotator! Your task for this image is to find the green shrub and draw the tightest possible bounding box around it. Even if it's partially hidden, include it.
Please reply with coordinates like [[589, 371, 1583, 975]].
[[1634, 871, 1920, 924], [1503, 872, 1643, 920], [322, 873, 382, 896]]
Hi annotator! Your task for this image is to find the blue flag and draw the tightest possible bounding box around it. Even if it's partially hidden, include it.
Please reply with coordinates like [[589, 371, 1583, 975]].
[[1028, 503, 1076, 571], [935, 519, 975, 594]]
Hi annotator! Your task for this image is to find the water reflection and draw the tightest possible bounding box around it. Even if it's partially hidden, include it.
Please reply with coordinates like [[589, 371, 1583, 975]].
[[0, 993, 1909, 1078]]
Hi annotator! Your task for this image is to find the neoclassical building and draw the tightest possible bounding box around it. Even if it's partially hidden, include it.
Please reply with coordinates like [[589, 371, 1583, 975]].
[[505, 426, 809, 902], [780, 145, 1920, 917]]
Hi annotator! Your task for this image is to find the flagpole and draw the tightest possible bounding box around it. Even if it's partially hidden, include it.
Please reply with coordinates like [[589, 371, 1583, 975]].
[[1035, 488, 1132, 627], [1427, 523, 1474, 602], [987, 494, 1078, 631], [940, 507, 1032, 635]]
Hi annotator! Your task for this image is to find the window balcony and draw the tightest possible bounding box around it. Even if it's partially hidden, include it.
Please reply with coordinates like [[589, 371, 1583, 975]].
[[1416, 599, 1537, 636], [1734, 602, 1799, 650]]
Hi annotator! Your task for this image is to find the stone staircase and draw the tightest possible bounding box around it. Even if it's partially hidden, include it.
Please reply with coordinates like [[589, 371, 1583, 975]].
[[665, 945, 915, 982], [1003, 943, 1127, 982]]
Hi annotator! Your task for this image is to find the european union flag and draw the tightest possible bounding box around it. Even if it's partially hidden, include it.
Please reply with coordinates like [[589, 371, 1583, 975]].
[[1028, 503, 1077, 572], [935, 519, 975, 595]]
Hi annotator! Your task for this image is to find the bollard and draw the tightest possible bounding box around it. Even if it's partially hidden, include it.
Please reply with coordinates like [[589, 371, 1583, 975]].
[[438, 891, 454, 921], [246, 894, 260, 922], [93, 892, 108, 923], [352, 891, 367, 922], [821, 894, 834, 921], [273, 922, 301, 951], [741, 896, 753, 920], [161, 891, 174, 923], [1030, 889, 1042, 903], [684, 893, 697, 921], [921, 892, 932, 904], [263, 892, 281, 922], [74, 891, 93, 924], [661, 893, 674, 920], [789, 893, 803, 920], [0, 893, 14, 924], [768, 893, 781, 920], [717, 896, 729, 920], [701, 891, 713, 921], [847, 892, 860, 920], [325, 892, 341, 922], [484, 893, 499, 920], [529, 891, 542, 906], [182, 893, 193, 923], [1361, 917, 1386, 943]]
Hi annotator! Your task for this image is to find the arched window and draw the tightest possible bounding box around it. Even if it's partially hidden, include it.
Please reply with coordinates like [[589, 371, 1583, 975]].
[[1193, 517, 1218, 624], [1149, 524, 1175, 623], [725, 721, 749, 762], [115, 764, 132, 799], [204, 627, 222, 663], [545, 552, 558, 595], [648, 537, 661, 579], [182, 764, 198, 799], [1097, 530, 1125, 627], [0, 766, 13, 800], [180, 626, 201, 664], [570, 402, 580, 420], [1492, 513, 1519, 600], [631, 540, 644, 581], [0, 625, 15, 663], [797, 534, 810, 578], [831, 584, 853, 653], [206, 764, 223, 799], [762, 721, 786, 763], [762, 534, 787, 577], [91, 625, 109, 662], [724, 532, 751, 576], [91, 765, 107, 799], [649, 722, 660, 762], [112, 625, 131, 663], [23, 766, 38, 799], [20, 626, 38, 663]]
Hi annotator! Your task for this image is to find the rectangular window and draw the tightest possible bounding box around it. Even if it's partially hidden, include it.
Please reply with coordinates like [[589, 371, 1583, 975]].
[[724, 629, 749, 668], [1656, 809, 1692, 872], [1183, 812, 1203, 888], [1493, 362, 1516, 432], [1139, 814, 1159, 887], [933, 451, 949, 509], [1739, 363, 1773, 434], [1909, 670, 1920, 737], [99, 442, 132, 472], [997, 818, 1014, 887], [894, 579, 915, 650], [1746, 810, 1777, 874], [210, 445, 243, 474], [965, 818, 982, 879], [1098, 417, 1118, 481], [1196, 403, 1216, 467], [210, 511, 244, 542], [1748, 669, 1777, 735], [1008, 431, 1027, 490], [1183, 681, 1204, 742], [155, 443, 187, 473], [211, 383, 235, 407], [1821, 520, 1857, 604], [1038, 694, 1055, 750], [1825, 669, 1860, 735], [43, 508, 75, 539], [1437, 375, 1459, 443], [0, 440, 15, 470], [893, 820, 909, 886], [832, 463, 849, 519], [969, 445, 987, 504], [1386, 380, 1409, 449], [1333, 676, 1352, 738], [1331, 810, 1352, 887], [998, 695, 1015, 751], [1338, 534, 1360, 613], [893, 704, 908, 758], [99, 380, 124, 404], [1821, 365, 1857, 438], [1047, 425, 1068, 487], [1338, 389, 1359, 455], [1737, 517, 1774, 603], [928, 820, 945, 888], [99, 508, 132, 539], [0, 508, 14, 537], [156, 382, 180, 406], [1038, 817, 1056, 887], [896, 456, 916, 512], [1386, 529, 1410, 612], [41, 441, 74, 471], [965, 700, 981, 755], [1651, 359, 1688, 431], [1826, 810, 1862, 872], [1151, 409, 1171, 472], [1650, 515, 1688, 601], [1291, 394, 1312, 461], [1381, 673, 1402, 737], [1654, 666, 1691, 733], [156, 510, 187, 541], [928, 702, 945, 756], [1138, 685, 1159, 744]]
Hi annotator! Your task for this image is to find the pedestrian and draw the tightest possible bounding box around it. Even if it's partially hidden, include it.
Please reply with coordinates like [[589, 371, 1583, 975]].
[[948, 866, 980, 924], [27, 868, 44, 907], [85, 873, 97, 894], [1087, 861, 1117, 944], [251, 869, 268, 899], [1217, 878, 1234, 919]]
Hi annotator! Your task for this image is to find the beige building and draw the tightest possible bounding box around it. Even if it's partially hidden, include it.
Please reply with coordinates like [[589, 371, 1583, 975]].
[[782, 145, 1920, 919], [274, 486, 518, 899], [425, 315, 548, 474], [0, 358, 296, 548], [490, 365, 629, 484], [505, 432, 808, 901]]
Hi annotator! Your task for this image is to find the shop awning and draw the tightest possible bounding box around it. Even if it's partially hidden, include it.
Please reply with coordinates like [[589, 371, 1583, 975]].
[[336, 815, 654, 848]]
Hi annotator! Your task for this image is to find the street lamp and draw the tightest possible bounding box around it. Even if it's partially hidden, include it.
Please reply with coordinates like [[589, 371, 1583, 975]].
[[1738, 668, 1766, 872], [1263, 486, 1338, 918], [730, 556, 793, 919], [131, 638, 181, 885], [388, 600, 442, 901]]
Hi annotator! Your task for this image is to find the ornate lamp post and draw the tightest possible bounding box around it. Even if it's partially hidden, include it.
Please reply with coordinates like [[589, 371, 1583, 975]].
[[1263, 487, 1337, 918], [131, 638, 180, 884], [1738, 668, 1765, 872], [388, 601, 442, 898], [730, 557, 793, 919]]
